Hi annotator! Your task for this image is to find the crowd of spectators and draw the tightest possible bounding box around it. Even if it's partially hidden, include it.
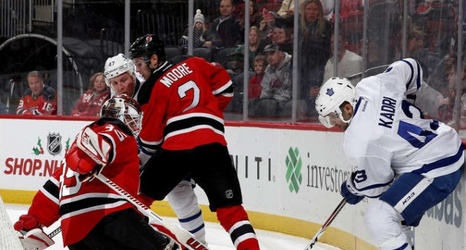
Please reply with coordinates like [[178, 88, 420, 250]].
[[0, 0, 461, 124]]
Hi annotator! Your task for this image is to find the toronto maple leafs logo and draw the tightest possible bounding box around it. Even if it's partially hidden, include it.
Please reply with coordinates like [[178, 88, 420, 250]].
[[326, 87, 335, 96]]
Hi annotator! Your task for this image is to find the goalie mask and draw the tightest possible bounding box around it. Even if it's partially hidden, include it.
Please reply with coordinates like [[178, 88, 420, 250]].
[[104, 53, 136, 87], [315, 77, 356, 128], [100, 94, 142, 136]]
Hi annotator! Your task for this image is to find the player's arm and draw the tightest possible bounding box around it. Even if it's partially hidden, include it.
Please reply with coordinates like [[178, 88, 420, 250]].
[[13, 169, 63, 249], [346, 155, 395, 198], [206, 59, 234, 111], [138, 85, 167, 155], [66, 126, 112, 181]]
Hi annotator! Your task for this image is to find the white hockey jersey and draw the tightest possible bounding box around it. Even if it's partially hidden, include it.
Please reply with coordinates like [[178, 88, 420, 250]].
[[344, 58, 464, 198]]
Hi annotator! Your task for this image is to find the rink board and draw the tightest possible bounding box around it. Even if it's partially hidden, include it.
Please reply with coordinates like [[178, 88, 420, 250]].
[[1, 116, 465, 250]]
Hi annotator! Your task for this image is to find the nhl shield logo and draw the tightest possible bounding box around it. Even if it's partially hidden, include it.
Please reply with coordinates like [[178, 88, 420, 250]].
[[47, 133, 62, 155]]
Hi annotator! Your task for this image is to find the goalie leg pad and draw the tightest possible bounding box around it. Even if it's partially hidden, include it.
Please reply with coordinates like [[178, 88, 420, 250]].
[[19, 228, 55, 250]]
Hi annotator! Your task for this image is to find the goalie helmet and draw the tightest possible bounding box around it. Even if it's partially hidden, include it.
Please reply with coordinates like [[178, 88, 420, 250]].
[[129, 34, 166, 63], [104, 53, 135, 87], [100, 94, 142, 136], [315, 77, 356, 128]]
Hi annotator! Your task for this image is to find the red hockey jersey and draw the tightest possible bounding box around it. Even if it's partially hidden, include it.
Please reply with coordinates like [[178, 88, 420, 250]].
[[137, 56, 233, 152], [26, 119, 152, 246], [71, 89, 110, 117], [16, 85, 57, 115]]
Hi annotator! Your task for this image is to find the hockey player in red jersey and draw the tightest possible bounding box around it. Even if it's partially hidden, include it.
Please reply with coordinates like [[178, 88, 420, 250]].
[[13, 95, 178, 250], [133, 34, 261, 250], [104, 50, 208, 245]]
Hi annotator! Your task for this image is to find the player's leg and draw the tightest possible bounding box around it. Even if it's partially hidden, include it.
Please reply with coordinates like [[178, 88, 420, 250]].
[[166, 178, 206, 244], [69, 209, 175, 250], [192, 143, 260, 250], [367, 169, 461, 249], [139, 150, 188, 200]]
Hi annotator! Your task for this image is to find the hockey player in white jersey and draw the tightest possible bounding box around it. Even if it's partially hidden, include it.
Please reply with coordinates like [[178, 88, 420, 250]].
[[315, 58, 464, 250]]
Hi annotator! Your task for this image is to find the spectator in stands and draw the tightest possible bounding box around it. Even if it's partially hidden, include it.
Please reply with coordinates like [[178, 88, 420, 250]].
[[277, 0, 306, 20], [231, 26, 263, 69], [0, 75, 25, 114], [178, 9, 219, 52], [259, 8, 275, 41], [209, 0, 243, 48], [252, 44, 292, 117], [270, 18, 294, 55], [17, 70, 57, 115], [407, 26, 440, 76], [238, 0, 262, 30], [71, 72, 110, 117], [323, 33, 362, 86], [249, 54, 267, 100], [298, 0, 332, 118]]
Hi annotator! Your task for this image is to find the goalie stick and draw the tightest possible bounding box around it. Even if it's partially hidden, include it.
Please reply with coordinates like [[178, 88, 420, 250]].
[[304, 198, 346, 250], [94, 173, 209, 250]]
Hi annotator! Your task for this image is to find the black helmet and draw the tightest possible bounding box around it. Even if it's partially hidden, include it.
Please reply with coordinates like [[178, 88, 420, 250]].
[[129, 34, 166, 63]]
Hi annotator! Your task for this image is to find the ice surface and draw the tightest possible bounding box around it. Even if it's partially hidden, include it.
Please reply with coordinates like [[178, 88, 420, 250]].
[[6, 204, 341, 250]]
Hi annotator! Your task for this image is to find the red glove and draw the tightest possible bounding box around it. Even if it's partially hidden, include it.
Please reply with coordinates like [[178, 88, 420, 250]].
[[14, 214, 41, 232], [66, 144, 97, 175]]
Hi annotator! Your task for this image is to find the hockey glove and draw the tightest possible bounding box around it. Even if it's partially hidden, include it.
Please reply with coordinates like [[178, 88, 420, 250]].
[[340, 181, 364, 205], [14, 214, 41, 233], [19, 228, 55, 250]]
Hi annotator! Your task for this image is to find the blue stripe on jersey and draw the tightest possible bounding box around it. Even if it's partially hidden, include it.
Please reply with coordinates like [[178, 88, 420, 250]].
[[352, 97, 363, 116], [412, 144, 464, 175], [401, 59, 421, 91], [353, 178, 394, 197]]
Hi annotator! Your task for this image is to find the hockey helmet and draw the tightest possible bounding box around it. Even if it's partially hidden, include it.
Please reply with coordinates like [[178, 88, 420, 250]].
[[100, 94, 142, 136], [129, 34, 166, 63], [315, 77, 356, 128], [104, 53, 135, 87]]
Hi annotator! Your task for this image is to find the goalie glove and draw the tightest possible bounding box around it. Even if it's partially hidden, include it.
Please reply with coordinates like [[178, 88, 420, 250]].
[[66, 127, 111, 181], [18, 228, 55, 250], [14, 214, 41, 233]]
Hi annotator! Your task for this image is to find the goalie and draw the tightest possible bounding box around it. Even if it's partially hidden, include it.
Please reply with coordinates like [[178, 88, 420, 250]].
[[13, 95, 178, 250]]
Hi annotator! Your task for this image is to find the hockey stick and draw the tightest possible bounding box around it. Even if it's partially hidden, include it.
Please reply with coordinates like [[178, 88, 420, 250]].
[[304, 198, 346, 250], [346, 64, 390, 80], [47, 227, 61, 239], [94, 173, 209, 250]]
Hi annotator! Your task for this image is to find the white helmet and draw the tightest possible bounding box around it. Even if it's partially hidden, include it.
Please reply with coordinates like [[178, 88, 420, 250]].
[[315, 77, 356, 128], [100, 94, 142, 136], [104, 53, 135, 87]]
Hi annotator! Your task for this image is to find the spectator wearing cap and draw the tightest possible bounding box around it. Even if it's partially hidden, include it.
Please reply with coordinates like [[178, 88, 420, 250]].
[[178, 9, 219, 50], [298, 0, 331, 118], [251, 44, 293, 117]]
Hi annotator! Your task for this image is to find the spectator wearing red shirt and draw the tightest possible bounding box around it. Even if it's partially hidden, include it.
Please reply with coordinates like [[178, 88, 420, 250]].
[[249, 54, 267, 99], [71, 72, 110, 117], [71, 72, 110, 116], [17, 70, 57, 115]]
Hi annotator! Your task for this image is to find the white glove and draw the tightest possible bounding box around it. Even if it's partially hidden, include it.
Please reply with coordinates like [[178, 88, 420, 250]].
[[19, 228, 55, 250]]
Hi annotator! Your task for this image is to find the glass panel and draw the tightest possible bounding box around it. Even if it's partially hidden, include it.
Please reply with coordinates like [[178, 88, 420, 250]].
[[0, 0, 463, 130]]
